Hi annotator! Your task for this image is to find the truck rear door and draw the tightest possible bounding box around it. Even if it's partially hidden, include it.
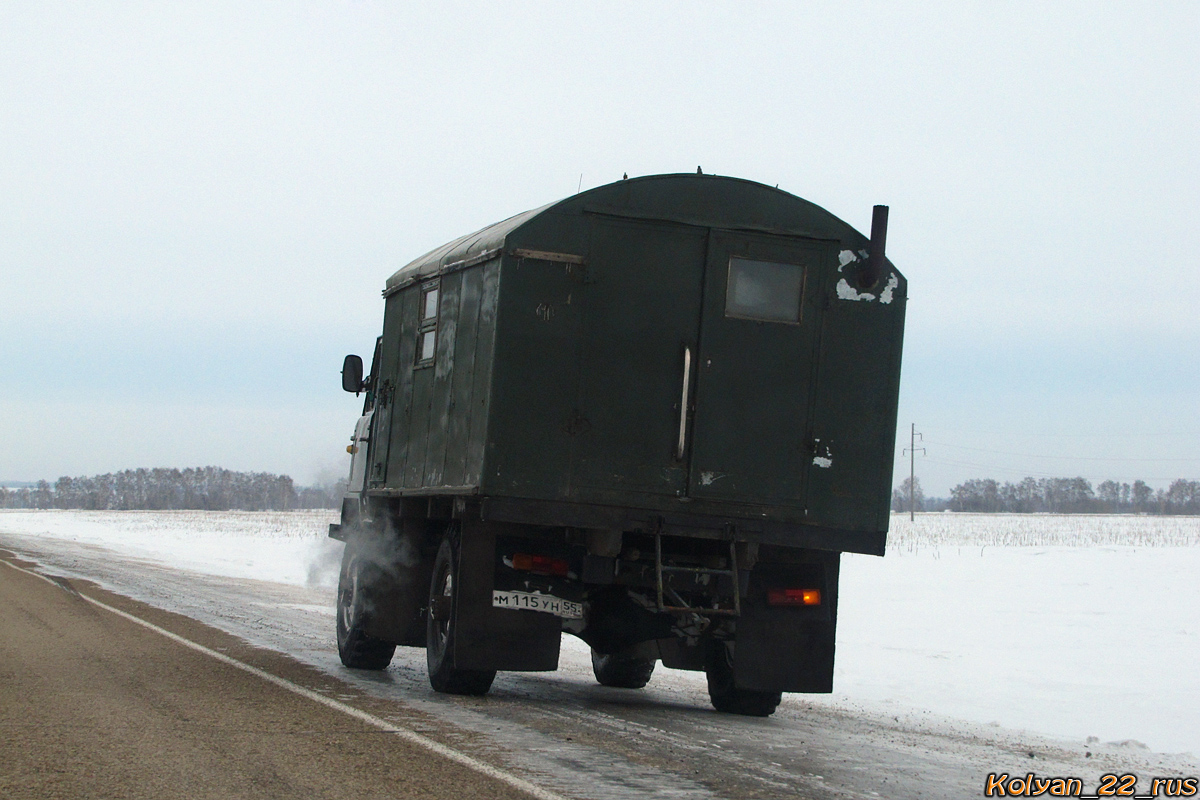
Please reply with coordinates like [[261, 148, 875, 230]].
[[686, 229, 835, 509], [573, 220, 833, 511], [571, 217, 707, 499]]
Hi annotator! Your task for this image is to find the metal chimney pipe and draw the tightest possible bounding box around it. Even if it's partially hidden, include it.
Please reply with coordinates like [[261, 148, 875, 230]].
[[861, 204, 889, 289]]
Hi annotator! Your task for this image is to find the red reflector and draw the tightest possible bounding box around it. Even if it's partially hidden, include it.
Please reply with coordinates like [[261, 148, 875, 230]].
[[511, 553, 569, 577], [767, 588, 821, 606]]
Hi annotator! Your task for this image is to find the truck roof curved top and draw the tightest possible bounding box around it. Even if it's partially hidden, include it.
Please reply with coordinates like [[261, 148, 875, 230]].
[[384, 173, 887, 295]]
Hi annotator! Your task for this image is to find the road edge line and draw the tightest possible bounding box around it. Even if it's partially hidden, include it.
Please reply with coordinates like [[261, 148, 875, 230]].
[[1, 557, 569, 800]]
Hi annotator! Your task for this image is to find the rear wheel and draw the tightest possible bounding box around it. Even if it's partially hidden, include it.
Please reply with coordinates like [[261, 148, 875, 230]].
[[705, 642, 781, 717], [591, 649, 656, 689], [336, 538, 397, 670], [426, 535, 496, 695]]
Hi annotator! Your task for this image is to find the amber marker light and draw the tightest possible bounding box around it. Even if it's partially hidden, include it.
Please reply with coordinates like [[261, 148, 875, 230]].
[[767, 588, 822, 606], [511, 553, 570, 577]]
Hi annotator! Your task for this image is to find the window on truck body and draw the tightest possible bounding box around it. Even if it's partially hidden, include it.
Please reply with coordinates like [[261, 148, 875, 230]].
[[416, 281, 439, 367], [724, 257, 805, 324]]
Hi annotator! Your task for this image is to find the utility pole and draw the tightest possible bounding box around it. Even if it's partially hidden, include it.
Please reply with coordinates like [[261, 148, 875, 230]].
[[902, 423, 926, 521]]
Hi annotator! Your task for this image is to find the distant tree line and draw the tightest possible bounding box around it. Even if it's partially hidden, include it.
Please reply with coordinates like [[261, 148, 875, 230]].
[[0, 467, 346, 511], [892, 476, 1200, 515]]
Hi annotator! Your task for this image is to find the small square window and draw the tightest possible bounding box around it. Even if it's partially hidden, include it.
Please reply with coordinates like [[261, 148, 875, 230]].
[[725, 257, 804, 323], [422, 287, 439, 321], [419, 330, 436, 362]]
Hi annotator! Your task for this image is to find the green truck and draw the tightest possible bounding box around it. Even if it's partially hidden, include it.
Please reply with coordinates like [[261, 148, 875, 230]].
[[330, 173, 906, 716]]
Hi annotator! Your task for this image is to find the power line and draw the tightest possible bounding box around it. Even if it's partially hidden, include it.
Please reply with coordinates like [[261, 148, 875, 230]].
[[922, 440, 1200, 463], [929, 426, 1200, 439], [921, 456, 1080, 479], [920, 456, 1193, 484]]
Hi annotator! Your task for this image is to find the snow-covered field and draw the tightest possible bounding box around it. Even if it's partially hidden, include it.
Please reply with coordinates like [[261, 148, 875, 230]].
[[839, 514, 1200, 759], [2, 509, 1197, 758]]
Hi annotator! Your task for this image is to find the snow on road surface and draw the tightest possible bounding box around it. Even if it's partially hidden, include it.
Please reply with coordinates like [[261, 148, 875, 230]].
[[2, 509, 1197, 760]]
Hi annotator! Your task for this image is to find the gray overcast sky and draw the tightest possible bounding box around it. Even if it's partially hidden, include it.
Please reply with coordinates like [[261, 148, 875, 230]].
[[2, 1, 1197, 494]]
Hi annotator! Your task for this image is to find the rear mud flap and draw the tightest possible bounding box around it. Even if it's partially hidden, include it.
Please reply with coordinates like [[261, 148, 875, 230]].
[[733, 555, 839, 693], [356, 517, 431, 647], [452, 519, 561, 671]]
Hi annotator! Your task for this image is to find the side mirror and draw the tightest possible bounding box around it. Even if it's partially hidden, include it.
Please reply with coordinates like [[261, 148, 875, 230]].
[[341, 355, 364, 394]]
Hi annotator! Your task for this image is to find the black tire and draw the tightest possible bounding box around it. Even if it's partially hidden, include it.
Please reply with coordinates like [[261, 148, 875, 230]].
[[705, 642, 781, 717], [426, 535, 496, 695], [591, 649, 656, 689], [336, 538, 397, 670]]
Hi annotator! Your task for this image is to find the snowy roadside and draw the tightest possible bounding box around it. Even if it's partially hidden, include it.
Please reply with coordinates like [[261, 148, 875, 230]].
[[0, 509, 344, 588], [2, 509, 1197, 759]]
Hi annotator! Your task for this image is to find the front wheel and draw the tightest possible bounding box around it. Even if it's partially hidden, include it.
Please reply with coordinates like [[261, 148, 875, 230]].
[[426, 535, 496, 695], [705, 642, 781, 717], [591, 649, 656, 689], [336, 540, 397, 670]]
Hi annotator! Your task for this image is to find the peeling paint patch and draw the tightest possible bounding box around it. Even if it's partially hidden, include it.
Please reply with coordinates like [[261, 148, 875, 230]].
[[837, 249, 858, 271], [812, 443, 833, 468], [699, 471, 725, 486], [880, 273, 899, 304], [836, 278, 876, 302]]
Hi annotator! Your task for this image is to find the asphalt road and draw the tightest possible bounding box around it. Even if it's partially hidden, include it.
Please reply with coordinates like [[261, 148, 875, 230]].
[[0, 553, 543, 800], [3, 534, 1197, 800]]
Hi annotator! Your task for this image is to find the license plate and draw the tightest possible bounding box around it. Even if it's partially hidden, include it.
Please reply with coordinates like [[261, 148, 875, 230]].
[[492, 590, 583, 619]]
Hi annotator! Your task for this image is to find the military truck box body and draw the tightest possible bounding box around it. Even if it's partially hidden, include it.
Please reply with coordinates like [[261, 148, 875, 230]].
[[363, 174, 904, 553]]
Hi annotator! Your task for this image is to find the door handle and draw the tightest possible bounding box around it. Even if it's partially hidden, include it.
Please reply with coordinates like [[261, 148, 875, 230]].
[[677, 346, 692, 460]]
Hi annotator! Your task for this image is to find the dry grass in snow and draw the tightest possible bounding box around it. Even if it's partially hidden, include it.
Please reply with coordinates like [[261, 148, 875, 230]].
[[888, 512, 1200, 552]]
